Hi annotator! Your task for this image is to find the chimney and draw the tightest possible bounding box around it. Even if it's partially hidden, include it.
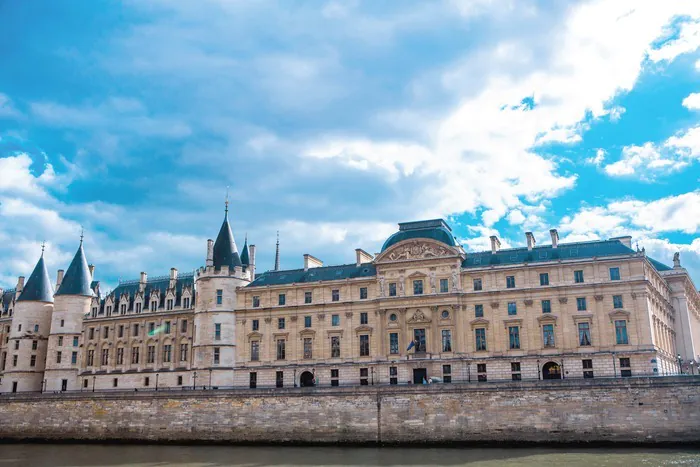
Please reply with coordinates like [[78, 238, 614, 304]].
[[170, 268, 178, 281], [355, 248, 374, 267], [56, 269, 65, 289], [490, 236, 501, 254], [139, 272, 148, 292], [610, 236, 632, 249], [304, 254, 323, 272], [17, 276, 25, 292], [88, 264, 95, 279], [526, 232, 536, 251], [249, 245, 256, 280], [550, 229, 559, 249], [206, 239, 214, 267]]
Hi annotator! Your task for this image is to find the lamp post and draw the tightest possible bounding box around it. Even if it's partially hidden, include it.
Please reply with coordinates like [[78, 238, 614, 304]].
[[677, 354, 683, 375], [209, 369, 212, 389], [537, 359, 541, 381], [193, 371, 197, 390], [612, 352, 617, 378], [155, 373, 159, 391], [92, 376, 96, 392], [371, 367, 375, 386]]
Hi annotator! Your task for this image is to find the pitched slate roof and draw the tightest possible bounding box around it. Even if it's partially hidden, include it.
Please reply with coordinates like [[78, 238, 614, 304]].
[[17, 255, 54, 303], [1, 289, 15, 314], [382, 219, 457, 252], [240, 236, 250, 266], [56, 243, 93, 297], [213, 210, 242, 270], [248, 263, 376, 287], [104, 272, 195, 313]]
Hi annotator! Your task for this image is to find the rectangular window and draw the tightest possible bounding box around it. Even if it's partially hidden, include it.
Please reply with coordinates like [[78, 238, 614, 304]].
[[278, 293, 286, 306], [278, 317, 285, 330], [620, 358, 631, 377], [506, 276, 515, 288], [135, 302, 142, 314], [148, 322, 155, 334], [543, 324, 555, 348], [150, 301, 157, 312], [304, 291, 312, 304], [615, 320, 629, 345], [388, 283, 397, 297], [441, 330, 452, 352], [613, 295, 624, 309], [360, 287, 368, 299], [360, 312, 368, 325], [511, 362, 521, 372], [181, 320, 187, 333], [303, 338, 313, 359], [102, 348, 109, 365], [32, 340, 38, 350], [216, 289, 223, 305], [413, 328, 426, 352], [576, 297, 587, 311], [332, 289, 340, 302], [359, 335, 370, 356], [213, 347, 220, 364], [117, 347, 124, 365], [179, 344, 188, 362], [13, 355, 18, 367], [276, 339, 286, 360], [304, 316, 312, 328], [250, 341, 260, 362], [475, 328, 487, 351], [438, 364, 450, 383], [56, 351, 62, 364], [14, 341, 19, 350], [389, 333, 399, 355], [166, 299, 173, 311], [574, 270, 584, 283], [539, 273, 549, 286], [439, 278, 449, 293], [276, 371, 284, 388], [252, 296, 260, 308], [477, 363, 487, 382], [71, 351, 77, 364], [609, 267, 621, 281], [582, 358, 594, 378], [413, 280, 423, 295], [113, 378, 118, 388], [73, 336, 79, 347], [473, 278, 482, 291], [133, 324, 139, 337], [144, 377, 150, 387], [508, 326, 520, 349], [475, 304, 484, 318], [118, 325, 124, 338], [331, 314, 340, 326], [147, 345, 155, 364], [249, 372, 257, 389], [58, 336, 63, 346], [131, 347, 139, 364], [177, 376, 183, 386], [252, 320, 259, 331], [360, 368, 368, 385], [120, 303, 127, 314], [541, 300, 551, 314], [162, 345, 171, 363], [183, 297, 190, 309], [578, 322, 591, 346], [389, 366, 398, 385], [34, 324, 39, 332], [331, 336, 340, 358], [507, 302, 517, 316], [164, 321, 171, 334], [89, 328, 95, 340]]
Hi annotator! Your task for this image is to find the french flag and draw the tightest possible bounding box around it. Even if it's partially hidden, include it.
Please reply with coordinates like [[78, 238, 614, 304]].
[[406, 340, 415, 352]]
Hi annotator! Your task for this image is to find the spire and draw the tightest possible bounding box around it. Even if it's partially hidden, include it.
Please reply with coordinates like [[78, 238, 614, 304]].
[[274, 231, 280, 271], [55, 237, 94, 297], [240, 233, 250, 266], [212, 198, 242, 270], [17, 249, 54, 303]]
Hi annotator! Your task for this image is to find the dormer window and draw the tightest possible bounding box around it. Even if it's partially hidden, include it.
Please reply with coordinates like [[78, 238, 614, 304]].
[[166, 299, 173, 311], [183, 297, 190, 309], [106, 306, 112, 316], [120, 304, 126, 315], [150, 301, 157, 312], [136, 302, 142, 314]]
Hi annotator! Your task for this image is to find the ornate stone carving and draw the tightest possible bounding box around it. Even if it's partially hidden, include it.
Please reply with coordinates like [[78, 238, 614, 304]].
[[673, 252, 681, 268], [378, 275, 386, 298], [631, 293, 637, 299], [345, 312, 354, 318], [490, 302, 499, 308], [241, 319, 247, 325], [524, 299, 533, 306], [386, 241, 453, 261], [594, 295, 604, 302], [429, 271, 437, 293], [290, 316, 297, 322], [407, 309, 431, 324], [558, 297, 568, 304], [264, 317, 272, 323], [451, 268, 460, 292], [398, 276, 405, 296], [317, 314, 325, 320]]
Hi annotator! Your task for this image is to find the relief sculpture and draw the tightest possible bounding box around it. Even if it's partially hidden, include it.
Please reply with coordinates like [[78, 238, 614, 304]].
[[387, 241, 452, 261]]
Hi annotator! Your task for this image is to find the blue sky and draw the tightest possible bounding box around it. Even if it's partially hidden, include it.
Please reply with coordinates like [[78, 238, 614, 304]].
[[0, 0, 699, 293]]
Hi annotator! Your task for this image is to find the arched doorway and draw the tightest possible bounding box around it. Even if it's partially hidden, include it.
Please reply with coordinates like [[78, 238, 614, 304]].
[[542, 361, 562, 380], [300, 371, 315, 387]]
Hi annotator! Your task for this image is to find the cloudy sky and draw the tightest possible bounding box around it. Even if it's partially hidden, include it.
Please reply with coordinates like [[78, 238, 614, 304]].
[[0, 0, 699, 292]]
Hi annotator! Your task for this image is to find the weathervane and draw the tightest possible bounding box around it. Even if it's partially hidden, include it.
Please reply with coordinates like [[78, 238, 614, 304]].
[[225, 186, 230, 213]]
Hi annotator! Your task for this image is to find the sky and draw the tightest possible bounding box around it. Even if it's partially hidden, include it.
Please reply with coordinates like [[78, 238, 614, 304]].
[[0, 0, 699, 293]]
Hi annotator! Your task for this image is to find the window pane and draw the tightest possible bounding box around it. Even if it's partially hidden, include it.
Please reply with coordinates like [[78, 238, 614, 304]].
[[541, 300, 551, 313], [389, 333, 399, 354], [578, 322, 591, 346], [473, 279, 482, 291], [440, 279, 449, 293], [441, 330, 452, 352], [539, 273, 549, 286], [507, 302, 517, 315], [508, 326, 520, 349], [475, 304, 484, 318], [577, 297, 587, 311], [413, 280, 423, 295], [609, 267, 620, 281]]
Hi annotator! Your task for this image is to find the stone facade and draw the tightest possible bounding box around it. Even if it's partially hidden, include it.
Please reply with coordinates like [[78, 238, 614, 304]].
[[0, 377, 698, 444]]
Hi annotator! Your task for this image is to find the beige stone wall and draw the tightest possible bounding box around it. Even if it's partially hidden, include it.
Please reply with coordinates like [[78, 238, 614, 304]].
[[0, 377, 698, 444]]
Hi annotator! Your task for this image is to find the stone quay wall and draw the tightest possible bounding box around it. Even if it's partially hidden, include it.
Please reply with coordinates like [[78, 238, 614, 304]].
[[0, 377, 699, 445]]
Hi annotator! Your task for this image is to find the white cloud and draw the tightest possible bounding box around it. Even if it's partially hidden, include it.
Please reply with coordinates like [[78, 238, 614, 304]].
[[608, 106, 626, 122], [0, 93, 20, 118], [648, 18, 700, 62], [587, 148, 606, 166], [682, 92, 700, 110]]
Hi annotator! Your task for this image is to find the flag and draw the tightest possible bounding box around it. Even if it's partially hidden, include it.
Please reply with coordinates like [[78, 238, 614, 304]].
[[406, 340, 415, 351]]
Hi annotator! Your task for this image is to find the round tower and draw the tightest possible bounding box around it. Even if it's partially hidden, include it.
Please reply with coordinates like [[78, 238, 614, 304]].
[[44, 237, 94, 392], [0, 248, 54, 393], [193, 201, 250, 388]]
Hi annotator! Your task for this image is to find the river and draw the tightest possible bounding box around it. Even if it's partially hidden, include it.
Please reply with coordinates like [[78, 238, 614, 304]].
[[0, 444, 699, 467]]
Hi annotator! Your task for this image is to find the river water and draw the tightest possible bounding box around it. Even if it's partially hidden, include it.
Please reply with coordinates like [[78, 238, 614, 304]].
[[0, 444, 699, 467]]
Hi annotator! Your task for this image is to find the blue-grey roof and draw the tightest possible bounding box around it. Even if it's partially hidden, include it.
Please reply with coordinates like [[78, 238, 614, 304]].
[[103, 272, 195, 313], [240, 236, 250, 266], [17, 255, 54, 303], [248, 263, 376, 287], [382, 219, 456, 252], [647, 257, 672, 272], [213, 211, 242, 270], [56, 243, 93, 297], [2, 289, 15, 314]]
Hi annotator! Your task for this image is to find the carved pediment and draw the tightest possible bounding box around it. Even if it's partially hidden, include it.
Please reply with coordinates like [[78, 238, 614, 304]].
[[470, 318, 490, 328], [383, 241, 455, 262], [299, 329, 316, 337], [407, 309, 431, 324], [408, 271, 427, 278], [247, 331, 262, 341], [354, 325, 373, 335], [503, 318, 523, 328], [537, 314, 558, 325], [608, 310, 631, 322]]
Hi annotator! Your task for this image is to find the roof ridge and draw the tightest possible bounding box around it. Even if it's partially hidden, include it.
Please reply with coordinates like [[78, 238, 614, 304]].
[[468, 238, 629, 255]]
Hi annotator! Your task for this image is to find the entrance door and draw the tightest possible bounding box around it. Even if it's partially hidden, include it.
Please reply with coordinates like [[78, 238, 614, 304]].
[[542, 361, 562, 380], [61, 379, 68, 391], [413, 368, 427, 384], [300, 371, 315, 387]]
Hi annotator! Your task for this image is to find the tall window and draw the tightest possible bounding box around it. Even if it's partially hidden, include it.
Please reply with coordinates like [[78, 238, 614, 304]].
[[360, 312, 368, 325], [89, 328, 95, 340], [360, 287, 368, 299], [181, 320, 187, 333], [583, 359, 594, 378], [389, 366, 398, 385], [442, 364, 452, 383], [360, 368, 369, 385], [439, 279, 449, 293], [473, 278, 482, 291], [213, 347, 220, 364], [166, 299, 173, 311], [304, 291, 312, 304], [475, 328, 487, 351], [613, 295, 624, 309], [150, 301, 157, 312], [56, 351, 62, 364], [278, 293, 286, 306], [331, 314, 340, 326], [131, 346, 140, 364], [389, 283, 397, 296], [543, 324, 555, 348], [183, 297, 190, 309], [162, 345, 171, 363], [615, 320, 629, 344], [389, 333, 399, 355], [135, 302, 142, 314], [249, 372, 257, 389], [118, 325, 124, 338], [332, 289, 340, 302], [578, 322, 591, 346], [303, 338, 313, 359], [117, 347, 124, 365], [278, 317, 285, 330], [252, 296, 260, 308], [413, 280, 423, 295], [609, 267, 621, 281], [574, 270, 584, 283], [475, 304, 484, 318], [506, 276, 515, 288], [148, 322, 155, 335], [179, 343, 188, 361], [508, 326, 520, 349], [252, 319, 259, 331], [539, 273, 549, 286], [507, 302, 517, 315], [331, 336, 340, 358], [251, 341, 259, 361], [304, 316, 312, 328], [276, 339, 286, 360], [276, 371, 284, 388], [576, 297, 587, 311], [413, 329, 426, 352], [359, 335, 370, 356], [216, 289, 223, 305], [441, 330, 452, 352], [120, 304, 127, 314], [541, 300, 551, 314], [147, 345, 155, 364], [133, 324, 139, 337], [71, 351, 77, 364]]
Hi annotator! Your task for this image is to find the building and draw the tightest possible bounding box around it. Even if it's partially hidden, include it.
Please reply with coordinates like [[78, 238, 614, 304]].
[[1, 211, 699, 393]]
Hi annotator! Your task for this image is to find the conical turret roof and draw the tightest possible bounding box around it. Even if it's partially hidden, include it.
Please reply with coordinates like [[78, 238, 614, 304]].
[[213, 207, 242, 270], [17, 253, 54, 303], [240, 235, 250, 266], [56, 241, 93, 297]]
